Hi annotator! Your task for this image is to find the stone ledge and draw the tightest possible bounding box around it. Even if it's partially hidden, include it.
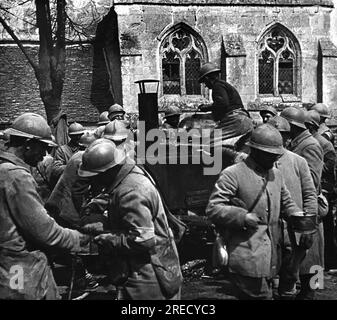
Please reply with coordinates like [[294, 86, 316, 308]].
[[114, 0, 333, 7], [319, 38, 337, 58], [158, 95, 209, 111], [247, 99, 303, 111]]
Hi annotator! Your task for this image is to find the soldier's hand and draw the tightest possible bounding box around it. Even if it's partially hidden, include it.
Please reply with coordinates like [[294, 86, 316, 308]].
[[244, 213, 260, 230], [79, 233, 91, 246], [299, 233, 314, 249], [94, 233, 121, 249]]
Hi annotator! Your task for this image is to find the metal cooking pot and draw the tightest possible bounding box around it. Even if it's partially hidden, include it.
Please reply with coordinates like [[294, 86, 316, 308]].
[[289, 211, 316, 233]]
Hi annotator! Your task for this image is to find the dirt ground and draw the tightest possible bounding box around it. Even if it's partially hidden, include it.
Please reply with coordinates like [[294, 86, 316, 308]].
[[54, 233, 337, 300], [181, 272, 337, 300], [55, 261, 337, 300], [54, 232, 337, 300]]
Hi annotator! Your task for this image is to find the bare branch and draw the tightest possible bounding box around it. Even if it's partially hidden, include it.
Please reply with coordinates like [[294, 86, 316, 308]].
[[17, 0, 32, 6], [0, 5, 37, 28], [66, 12, 85, 42], [0, 14, 38, 73], [0, 4, 82, 44], [3, 0, 33, 8]]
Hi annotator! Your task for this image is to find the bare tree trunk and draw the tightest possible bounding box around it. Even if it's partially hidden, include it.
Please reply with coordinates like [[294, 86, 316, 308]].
[[35, 0, 66, 123]]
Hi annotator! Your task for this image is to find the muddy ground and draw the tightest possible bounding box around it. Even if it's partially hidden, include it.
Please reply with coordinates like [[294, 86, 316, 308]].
[[54, 228, 337, 300], [54, 231, 337, 300], [181, 272, 337, 300], [55, 258, 337, 300]]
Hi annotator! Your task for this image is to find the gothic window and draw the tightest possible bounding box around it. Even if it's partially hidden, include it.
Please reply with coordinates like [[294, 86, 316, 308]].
[[161, 28, 206, 95], [162, 51, 181, 94], [258, 27, 299, 96]]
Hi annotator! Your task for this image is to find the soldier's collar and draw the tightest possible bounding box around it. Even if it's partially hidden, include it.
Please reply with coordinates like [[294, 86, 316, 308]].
[[290, 129, 311, 149], [105, 158, 136, 193], [0, 150, 30, 172]]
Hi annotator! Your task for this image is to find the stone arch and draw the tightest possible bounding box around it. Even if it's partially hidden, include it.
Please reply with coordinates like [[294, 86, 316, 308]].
[[256, 22, 302, 99], [158, 22, 208, 96]]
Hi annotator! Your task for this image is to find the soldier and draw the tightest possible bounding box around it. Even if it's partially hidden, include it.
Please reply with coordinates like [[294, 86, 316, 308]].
[[162, 105, 182, 129], [305, 110, 336, 193], [103, 120, 135, 159], [197, 62, 253, 140], [108, 104, 125, 121], [0, 113, 89, 299], [77, 140, 183, 300], [206, 124, 300, 300], [305, 110, 337, 270], [46, 132, 97, 226], [311, 103, 334, 144], [280, 106, 324, 300], [269, 116, 317, 300], [46, 132, 99, 292], [52, 122, 85, 182], [260, 106, 277, 124], [55, 122, 85, 166], [94, 111, 110, 139]]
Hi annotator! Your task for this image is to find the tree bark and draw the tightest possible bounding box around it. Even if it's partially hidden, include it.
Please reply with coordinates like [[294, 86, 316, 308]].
[[35, 0, 66, 123]]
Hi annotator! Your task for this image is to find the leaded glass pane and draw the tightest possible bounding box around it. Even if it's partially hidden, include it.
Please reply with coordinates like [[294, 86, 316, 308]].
[[162, 51, 181, 94], [185, 50, 201, 95], [258, 27, 298, 96], [278, 49, 294, 94], [259, 49, 274, 94], [278, 61, 293, 94], [161, 27, 206, 96]]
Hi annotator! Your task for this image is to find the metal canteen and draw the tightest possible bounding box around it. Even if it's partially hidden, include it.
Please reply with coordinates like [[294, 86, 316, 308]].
[[212, 234, 228, 268]]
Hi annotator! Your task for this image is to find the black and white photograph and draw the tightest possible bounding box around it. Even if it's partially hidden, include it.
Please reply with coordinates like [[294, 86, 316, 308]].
[[1, 0, 337, 305]]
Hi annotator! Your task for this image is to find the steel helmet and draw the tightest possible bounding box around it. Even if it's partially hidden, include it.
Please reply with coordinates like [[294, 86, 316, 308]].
[[280, 107, 307, 129], [103, 120, 130, 142], [246, 124, 284, 155], [164, 105, 182, 119], [68, 122, 85, 136], [78, 131, 97, 148], [311, 103, 331, 119], [6, 113, 57, 147], [78, 140, 126, 177], [108, 104, 125, 120], [198, 62, 220, 83], [304, 110, 320, 128], [87, 137, 112, 148], [98, 111, 110, 125], [268, 116, 290, 132], [260, 105, 277, 117]]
